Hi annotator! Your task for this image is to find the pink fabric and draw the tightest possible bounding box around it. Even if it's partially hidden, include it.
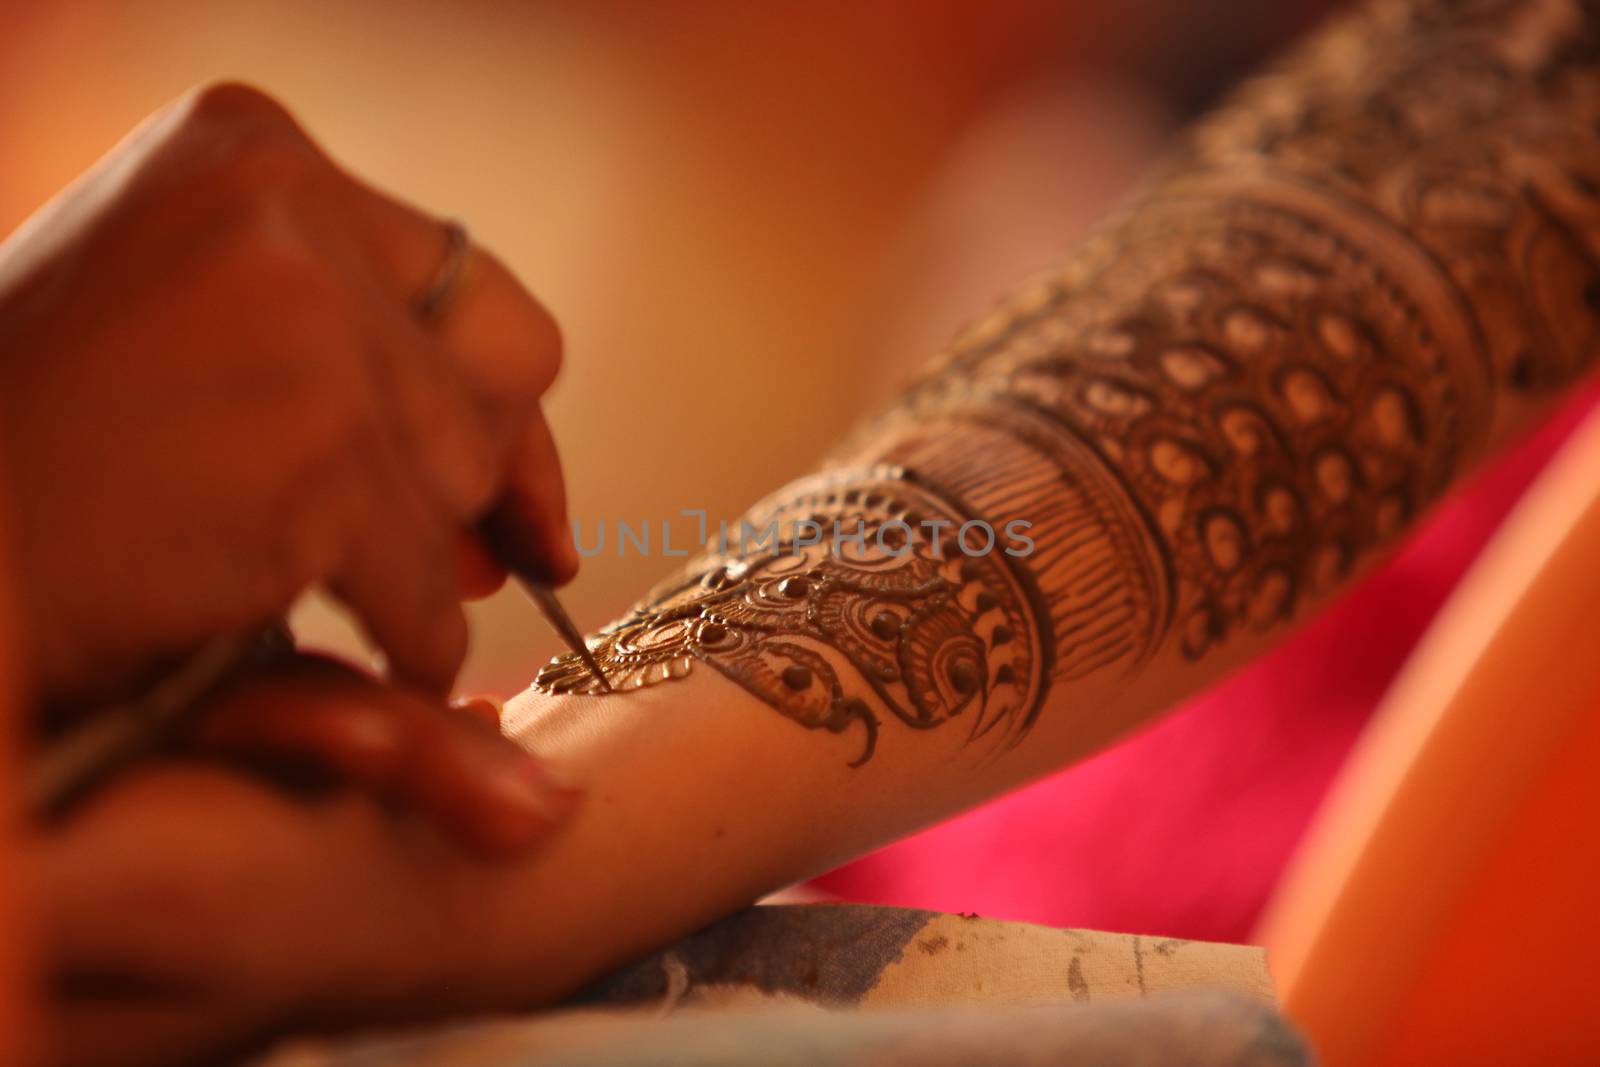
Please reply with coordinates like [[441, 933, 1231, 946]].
[[812, 382, 1600, 943]]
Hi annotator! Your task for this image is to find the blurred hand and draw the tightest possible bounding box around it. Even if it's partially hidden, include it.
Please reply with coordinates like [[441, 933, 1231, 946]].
[[37, 660, 577, 1067], [0, 81, 578, 708], [184, 654, 580, 857]]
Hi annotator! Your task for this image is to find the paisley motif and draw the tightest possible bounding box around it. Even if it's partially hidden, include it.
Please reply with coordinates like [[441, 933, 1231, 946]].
[[537, 467, 1043, 765]]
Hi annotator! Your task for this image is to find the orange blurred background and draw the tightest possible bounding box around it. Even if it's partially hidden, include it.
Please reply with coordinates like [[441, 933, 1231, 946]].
[[13, 8, 1600, 1066], [0, 0, 1325, 694]]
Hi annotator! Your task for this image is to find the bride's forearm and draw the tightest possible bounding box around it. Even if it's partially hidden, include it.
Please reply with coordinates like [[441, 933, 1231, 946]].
[[445, 0, 1596, 1008]]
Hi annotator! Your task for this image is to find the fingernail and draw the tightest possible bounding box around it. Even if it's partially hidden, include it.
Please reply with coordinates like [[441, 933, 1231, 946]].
[[335, 709, 403, 759], [450, 693, 505, 729], [493, 757, 583, 824], [550, 532, 581, 583]]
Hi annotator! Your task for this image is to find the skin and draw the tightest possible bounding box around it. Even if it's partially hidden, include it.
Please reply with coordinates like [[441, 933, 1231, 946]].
[[536, 0, 1600, 766], [526, 0, 1600, 1004], [0, 81, 578, 709], [0, 83, 590, 1062], [35, 664, 879, 1067], [34, 663, 585, 1067], [25, 0, 1600, 1063], [0, 81, 594, 838]]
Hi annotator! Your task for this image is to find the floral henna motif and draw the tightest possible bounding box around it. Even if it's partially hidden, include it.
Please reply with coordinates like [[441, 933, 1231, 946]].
[[536, 468, 1045, 765]]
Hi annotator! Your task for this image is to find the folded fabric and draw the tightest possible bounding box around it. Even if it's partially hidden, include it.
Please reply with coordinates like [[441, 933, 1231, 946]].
[[261, 904, 1303, 1067]]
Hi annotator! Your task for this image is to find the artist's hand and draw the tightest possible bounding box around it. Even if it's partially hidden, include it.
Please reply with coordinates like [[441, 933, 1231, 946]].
[[183, 654, 580, 857], [38, 771, 481, 1067], [0, 81, 576, 708], [37, 660, 576, 1067]]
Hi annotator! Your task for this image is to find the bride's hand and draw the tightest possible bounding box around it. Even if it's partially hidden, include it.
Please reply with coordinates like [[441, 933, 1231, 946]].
[[36, 658, 579, 1067]]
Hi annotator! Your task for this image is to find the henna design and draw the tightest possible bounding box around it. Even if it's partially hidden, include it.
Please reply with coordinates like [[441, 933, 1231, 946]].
[[877, 183, 1490, 661], [538, 467, 1046, 764], [538, 0, 1600, 764], [1180, 0, 1600, 394]]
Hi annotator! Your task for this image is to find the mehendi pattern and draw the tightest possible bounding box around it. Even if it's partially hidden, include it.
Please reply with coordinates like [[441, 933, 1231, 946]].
[[536, 0, 1600, 764]]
